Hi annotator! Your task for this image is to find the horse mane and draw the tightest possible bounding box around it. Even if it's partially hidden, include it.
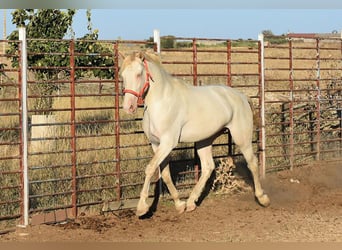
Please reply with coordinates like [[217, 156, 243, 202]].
[[120, 51, 161, 73], [141, 51, 161, 65], [120, 50, 180, 88]]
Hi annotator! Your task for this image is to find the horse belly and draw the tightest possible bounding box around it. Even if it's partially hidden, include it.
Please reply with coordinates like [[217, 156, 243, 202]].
[[179, 115, 228, 143]]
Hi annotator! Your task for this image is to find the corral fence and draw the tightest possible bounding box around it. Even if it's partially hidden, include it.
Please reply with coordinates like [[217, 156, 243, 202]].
[[0, 29, 341, 232], [263, 34, 342, 170]]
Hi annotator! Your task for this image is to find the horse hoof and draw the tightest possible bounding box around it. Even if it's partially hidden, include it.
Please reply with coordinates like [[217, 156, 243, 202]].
[[136, 209, 149, 217], [257, 194, 271, 207], [176, 201, 186, 214], [186, 203, 197, 212], [136, 202, 149, 217]]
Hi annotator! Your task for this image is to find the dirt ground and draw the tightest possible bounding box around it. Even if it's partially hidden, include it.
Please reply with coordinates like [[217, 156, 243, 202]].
[[1, 160, 341, 242]]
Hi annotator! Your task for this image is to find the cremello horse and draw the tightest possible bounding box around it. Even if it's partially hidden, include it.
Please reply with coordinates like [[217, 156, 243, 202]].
[[121, 51, 270, 216]]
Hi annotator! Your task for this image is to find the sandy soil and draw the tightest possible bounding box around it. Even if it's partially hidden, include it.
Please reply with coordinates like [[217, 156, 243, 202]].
[[1, 161, 341, 242]]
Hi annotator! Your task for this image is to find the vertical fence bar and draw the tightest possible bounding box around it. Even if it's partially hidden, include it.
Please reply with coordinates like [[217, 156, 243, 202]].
[[17, 39, 24, 226], [18, 27, 29, 227], [289, 39, 294, 170], [340, 39, 342, 157], [2, 10, 6, 54], [226, 40, 232, 87], [192, 38, 199, 181], [114, 41, 121, 200], [315, 38, 321, 160], [152, 40, 163, 191], [192, 38, 198, 86], [69, 39, 77, 217], [226, 40, 233, 157], [153, 29, 160, 54], [257, 34, 266, 179]]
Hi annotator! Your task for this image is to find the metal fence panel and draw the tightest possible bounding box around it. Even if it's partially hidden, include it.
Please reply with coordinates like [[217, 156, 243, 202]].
[[0, 39, 23, 231], [263, 36, 342, 171]]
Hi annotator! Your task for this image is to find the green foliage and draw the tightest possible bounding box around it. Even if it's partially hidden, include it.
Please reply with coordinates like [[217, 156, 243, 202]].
[[231, 39, 258, 48], [264, 36, 288, 45], [145, 36, 192, 49], [176, 41, 193, 48], [262, 30, 287, 44], [144, 37, 154, 49], [7, 9, 114, 114], [75, 31, 114, 79], [161, 35, 176, 49], [145, 35, 177, 49], [262, 30, 274, 36]]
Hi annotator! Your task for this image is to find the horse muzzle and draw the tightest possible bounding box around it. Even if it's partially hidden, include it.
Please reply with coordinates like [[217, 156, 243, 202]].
[[123, 94, 138, 114]]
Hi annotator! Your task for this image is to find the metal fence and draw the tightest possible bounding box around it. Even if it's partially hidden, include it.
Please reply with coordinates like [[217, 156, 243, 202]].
[[0, 32, 341, 233], [263, 35, 342, 171]]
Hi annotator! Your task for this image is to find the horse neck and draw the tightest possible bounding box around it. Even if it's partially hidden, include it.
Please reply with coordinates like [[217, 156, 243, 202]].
[[145, 61, 173, 103]]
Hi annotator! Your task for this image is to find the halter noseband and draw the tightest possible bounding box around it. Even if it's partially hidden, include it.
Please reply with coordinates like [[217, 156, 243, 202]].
[[123, 59, 153, 106]]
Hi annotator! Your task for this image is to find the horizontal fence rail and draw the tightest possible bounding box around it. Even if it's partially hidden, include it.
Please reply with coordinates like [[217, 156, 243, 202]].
[[0, 33, 341, 232]]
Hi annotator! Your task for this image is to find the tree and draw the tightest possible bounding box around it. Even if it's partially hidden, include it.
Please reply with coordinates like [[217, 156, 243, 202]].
[[7, 9, 114, 114], [161, 35, 176, 49], [145, 35, 176, 49], [262, 30, 274, 37], [261, 29, 287, 45]]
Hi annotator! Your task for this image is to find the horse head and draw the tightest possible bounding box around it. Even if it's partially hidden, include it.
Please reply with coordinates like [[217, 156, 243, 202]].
[[120, 51, 156, 114]]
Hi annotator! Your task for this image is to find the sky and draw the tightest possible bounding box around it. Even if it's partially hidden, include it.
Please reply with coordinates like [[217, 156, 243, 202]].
[[1, 5, 342, 41]]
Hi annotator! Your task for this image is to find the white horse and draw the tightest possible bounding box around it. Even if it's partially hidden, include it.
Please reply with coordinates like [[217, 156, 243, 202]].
[[120, 51, 270, 216]]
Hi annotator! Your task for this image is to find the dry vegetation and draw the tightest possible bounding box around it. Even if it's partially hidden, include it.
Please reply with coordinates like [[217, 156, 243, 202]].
[[211, 157, 252, 194]]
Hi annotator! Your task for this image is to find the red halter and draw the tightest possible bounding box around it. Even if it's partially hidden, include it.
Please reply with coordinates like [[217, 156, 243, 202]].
[[123, 59, 153, 106]]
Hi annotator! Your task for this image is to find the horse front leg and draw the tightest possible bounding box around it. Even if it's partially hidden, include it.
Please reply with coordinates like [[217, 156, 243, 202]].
[[161, 165, 186, 214], [150, 143, 186, 214], [137, 142, 174, 217]]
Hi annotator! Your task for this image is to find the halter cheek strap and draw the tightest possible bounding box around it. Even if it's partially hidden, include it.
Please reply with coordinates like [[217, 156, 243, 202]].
[[123, 59, 153, 106]]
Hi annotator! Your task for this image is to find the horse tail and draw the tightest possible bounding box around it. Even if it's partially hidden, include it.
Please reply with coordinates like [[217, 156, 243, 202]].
[[247, 97, 260, 128]]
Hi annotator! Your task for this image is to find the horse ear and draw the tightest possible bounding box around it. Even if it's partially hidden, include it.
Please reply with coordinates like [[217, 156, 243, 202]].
[[137, 51, 145, 61]]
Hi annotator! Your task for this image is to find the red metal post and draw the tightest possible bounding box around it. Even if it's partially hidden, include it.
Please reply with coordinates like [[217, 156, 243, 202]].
[[69, 40, 77, 217], [153, 42, 157, 53], [114, 42, 121, 200], [192, 39, 199, 182], [315, 38, 321, 160], [192, 38, 198, 86], [226, 40, 233, 156], [289, 39, 294, 170], [226, 40, 232, 87], [257, 39, 264, 177]]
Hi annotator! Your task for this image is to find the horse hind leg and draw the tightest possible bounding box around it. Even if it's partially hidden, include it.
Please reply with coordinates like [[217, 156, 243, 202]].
[[238, 142, 270, 207], [228, 124, 270, 207], [186, 143, 215, 212]]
